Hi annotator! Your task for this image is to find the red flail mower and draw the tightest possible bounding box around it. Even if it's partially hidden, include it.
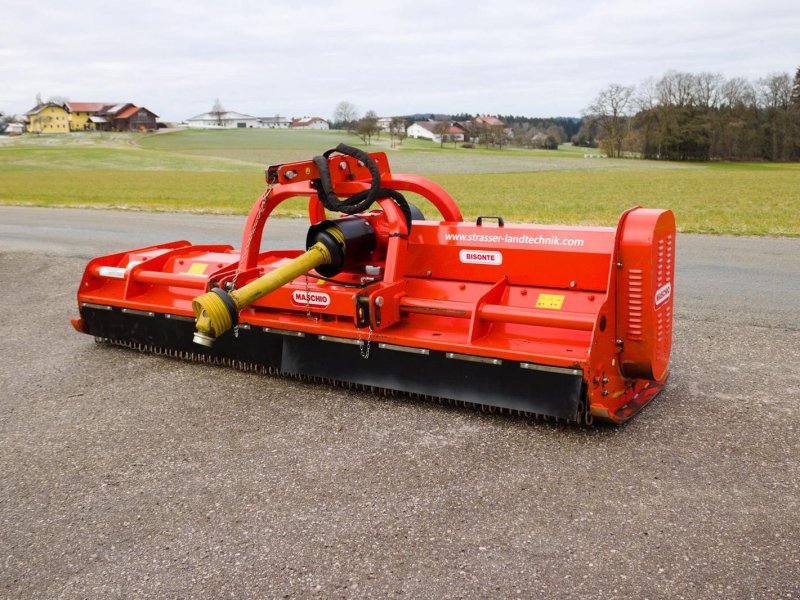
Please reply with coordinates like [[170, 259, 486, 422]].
[[72, 144, 675, 424]]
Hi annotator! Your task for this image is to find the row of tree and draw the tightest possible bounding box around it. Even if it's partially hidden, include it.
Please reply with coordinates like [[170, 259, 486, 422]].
[[332, 101, 576, 150], [584, 68, 800, 161]]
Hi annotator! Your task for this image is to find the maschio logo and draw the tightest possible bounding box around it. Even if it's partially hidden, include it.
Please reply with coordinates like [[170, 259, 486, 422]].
[[292, 290, 331, 308], [655, 282, 672, 306], [459, 249, 503, 266]]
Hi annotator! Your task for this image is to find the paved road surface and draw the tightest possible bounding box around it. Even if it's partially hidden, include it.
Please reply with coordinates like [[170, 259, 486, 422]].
[[1, 206, 798, 598]]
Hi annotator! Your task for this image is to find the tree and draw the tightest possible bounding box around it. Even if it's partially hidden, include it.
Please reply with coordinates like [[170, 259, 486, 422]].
[[490, 124, 508, 149], [355, 110, 379, 144], [389, 117, 407, 148], [48, 95, 69, 107], [791, 66, 800, 107], [758, 73, 794, 160], [432, 121, 450, 147], [334, 101, 358, 130], [585, 83, 634, 158], [210, 99, 226, 127]]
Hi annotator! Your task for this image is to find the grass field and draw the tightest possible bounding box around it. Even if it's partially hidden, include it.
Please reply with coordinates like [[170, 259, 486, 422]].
[[1, 129, 798, 235]]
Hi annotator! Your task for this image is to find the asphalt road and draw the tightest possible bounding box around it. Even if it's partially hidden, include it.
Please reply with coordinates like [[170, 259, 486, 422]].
[[1, 206, 798, 599]]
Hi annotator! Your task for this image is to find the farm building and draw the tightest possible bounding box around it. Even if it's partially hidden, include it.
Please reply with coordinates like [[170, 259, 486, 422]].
[[25, 103, 70, 133], [406, 120, 466, 144], [290, 117, 330, 130], [186, 111, 261, 128], [65, 102, 108, 131], [259, 116, 291, 128], [24, 101, 159, 133], [111, 105, 159, 132]]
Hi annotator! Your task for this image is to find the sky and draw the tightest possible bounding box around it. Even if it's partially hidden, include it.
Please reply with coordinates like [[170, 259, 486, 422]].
[[1, 0, 798, 122]]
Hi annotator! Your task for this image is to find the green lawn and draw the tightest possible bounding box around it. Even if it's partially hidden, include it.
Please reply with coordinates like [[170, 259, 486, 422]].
[[0, 130, 797, 235]]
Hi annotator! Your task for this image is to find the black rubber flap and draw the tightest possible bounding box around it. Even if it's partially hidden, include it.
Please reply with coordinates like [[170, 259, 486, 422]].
[[282, 336, 583, 420], [81, 307, 584, 420]]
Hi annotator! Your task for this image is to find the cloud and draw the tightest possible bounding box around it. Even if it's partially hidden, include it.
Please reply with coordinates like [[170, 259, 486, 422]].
[[1, 0, 798, 120]]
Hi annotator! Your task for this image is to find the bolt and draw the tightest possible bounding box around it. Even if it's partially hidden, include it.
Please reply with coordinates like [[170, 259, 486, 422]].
[[616, 262, 623, 268], [602, 377, 609, 384], [602, 390, 609, 396], [569, 281, 576, 288], [339, 161, 347, 170], [375, 296, 384, 307], [285, 170, 297, 180]]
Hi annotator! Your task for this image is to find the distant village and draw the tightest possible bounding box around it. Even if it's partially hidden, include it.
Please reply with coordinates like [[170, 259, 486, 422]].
[[0, 99, 572, 151]]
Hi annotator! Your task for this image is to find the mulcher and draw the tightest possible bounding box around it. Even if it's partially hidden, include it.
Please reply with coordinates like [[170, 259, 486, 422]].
[[72, 144, 675, 424]]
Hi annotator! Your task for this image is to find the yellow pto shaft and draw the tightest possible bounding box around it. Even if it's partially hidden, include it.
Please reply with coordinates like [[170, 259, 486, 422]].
[[192, 238, 337, 346]]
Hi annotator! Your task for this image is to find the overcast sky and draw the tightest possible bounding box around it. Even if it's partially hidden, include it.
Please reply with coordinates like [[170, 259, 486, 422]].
[[2, 0, 798, 121]]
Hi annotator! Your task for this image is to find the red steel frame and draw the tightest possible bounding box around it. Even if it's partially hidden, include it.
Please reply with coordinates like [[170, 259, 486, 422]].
[[73, 151, 675, 423]]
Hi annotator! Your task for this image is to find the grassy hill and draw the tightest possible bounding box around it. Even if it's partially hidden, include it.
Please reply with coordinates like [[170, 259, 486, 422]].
[[0, 129, 798, 235]]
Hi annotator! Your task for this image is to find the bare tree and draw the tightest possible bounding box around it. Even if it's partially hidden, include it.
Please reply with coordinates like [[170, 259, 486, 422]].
[[694, 72, 724, 109], [432, 121, 450, 147], [48, 96, 70, 107], [758, 73, 794, 160], [210, 99, 226, 127], [334, 101, 358, 130], [355, 110, 379, 144], [585, 83, 634, 157], [389, 117, 407, 147], [490, 124, 508, 149]]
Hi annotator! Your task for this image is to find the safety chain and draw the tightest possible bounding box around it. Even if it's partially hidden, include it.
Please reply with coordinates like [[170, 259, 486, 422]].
[[304, 274, 319, 322], [359, 326, 373, 359], [232, 183, 273, 291]]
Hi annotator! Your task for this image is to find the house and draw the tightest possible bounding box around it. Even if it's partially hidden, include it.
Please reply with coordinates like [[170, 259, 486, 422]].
[[112, 105, 159, 132], [77, 103, 160, 132], [406, 120, 466, 144], [24, 101, 159, 133], [65, 102, 107, 131], [25, 103, 70, 133], [474, 115, 505, 127], [259, 115, 291, 128], [377, 117, 394, 131], [2, 119, 25, 135], [186, 111, 261, 128], [289, 117, 330, 130]]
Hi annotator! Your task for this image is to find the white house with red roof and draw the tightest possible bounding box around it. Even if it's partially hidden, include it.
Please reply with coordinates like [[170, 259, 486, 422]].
[[289, 117, 330, 130], [406, 120, 466, 144]]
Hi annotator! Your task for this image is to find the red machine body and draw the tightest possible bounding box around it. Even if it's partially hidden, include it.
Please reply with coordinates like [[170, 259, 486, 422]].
[[73, 150, 675, 424]]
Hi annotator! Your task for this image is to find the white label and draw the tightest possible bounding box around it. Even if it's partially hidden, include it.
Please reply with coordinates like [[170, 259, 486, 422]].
[[655, 282, 672, 306], [98, 266, 126, 279], [292, 290, 331, 308], [459, 249, 503, 266]]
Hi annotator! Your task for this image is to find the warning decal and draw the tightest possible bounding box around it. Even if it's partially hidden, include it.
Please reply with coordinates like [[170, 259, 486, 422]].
[[186, 263, 208, 275], [536, 293, 565, 310]]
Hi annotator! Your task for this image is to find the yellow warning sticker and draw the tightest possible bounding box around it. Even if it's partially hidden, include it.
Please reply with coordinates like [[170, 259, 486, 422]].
[[186, 262, 208, 275], [536, 293, 565, 310]]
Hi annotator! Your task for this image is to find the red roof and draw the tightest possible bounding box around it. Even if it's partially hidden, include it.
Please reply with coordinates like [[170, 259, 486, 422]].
[[66, 102, 107, 112], [116, 106, 141, 119], [475, 115, 504, 127]]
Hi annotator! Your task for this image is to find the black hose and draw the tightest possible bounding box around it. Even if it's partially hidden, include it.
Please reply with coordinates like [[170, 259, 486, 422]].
[[312, 144, 412, 233]]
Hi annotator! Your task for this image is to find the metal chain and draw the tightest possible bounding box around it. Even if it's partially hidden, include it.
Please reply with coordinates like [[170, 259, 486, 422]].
[[359, 326, 373, 359], [232, 183, 273, 291], [304, 274, 318, 322]]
